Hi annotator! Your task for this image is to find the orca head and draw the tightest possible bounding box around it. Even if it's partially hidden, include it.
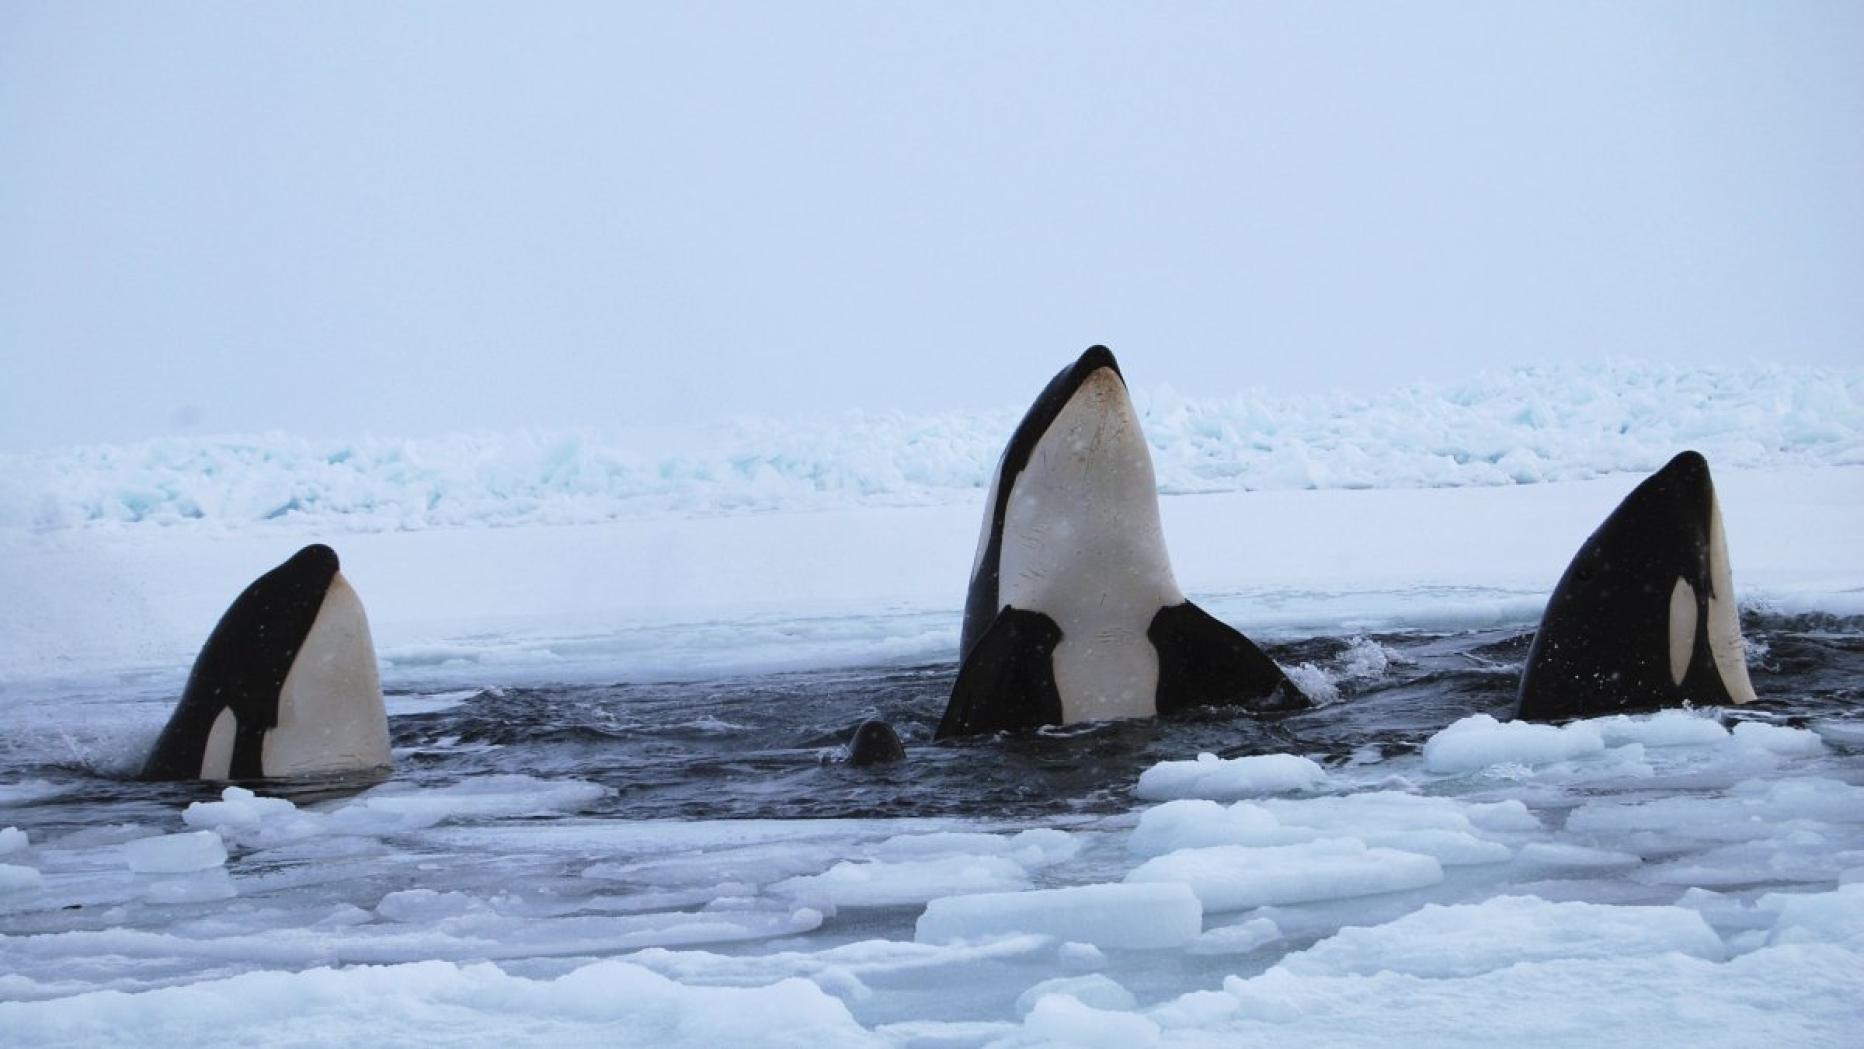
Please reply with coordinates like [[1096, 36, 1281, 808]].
[[144, 544, 391, 781], [1515, 450, 1756, 720], [961, 345, 1186, 723]]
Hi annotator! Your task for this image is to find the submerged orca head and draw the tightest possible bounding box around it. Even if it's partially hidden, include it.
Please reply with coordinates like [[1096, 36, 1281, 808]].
[[1514, 450, 1757, 721], [142, 544, 391, 781]]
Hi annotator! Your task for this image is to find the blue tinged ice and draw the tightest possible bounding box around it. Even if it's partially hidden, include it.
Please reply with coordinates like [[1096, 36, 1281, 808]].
[[8, 361, 1857, 533]]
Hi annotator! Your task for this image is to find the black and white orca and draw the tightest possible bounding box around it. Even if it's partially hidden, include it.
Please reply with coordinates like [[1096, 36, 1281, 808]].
[[141, 544, 392, 781], [936, 346, 1306, 739], [1514, 450, 1758, 721]]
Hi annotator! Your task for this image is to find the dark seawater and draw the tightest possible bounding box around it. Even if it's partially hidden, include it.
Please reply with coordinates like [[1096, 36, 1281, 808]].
[[6, 618, 1862, 836]]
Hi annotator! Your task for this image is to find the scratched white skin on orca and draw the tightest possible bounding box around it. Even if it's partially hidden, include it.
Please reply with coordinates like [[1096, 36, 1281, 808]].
[[939, 347, 1303, 738], [996, 365, 1177, 722], [143, 544, 391, 781]]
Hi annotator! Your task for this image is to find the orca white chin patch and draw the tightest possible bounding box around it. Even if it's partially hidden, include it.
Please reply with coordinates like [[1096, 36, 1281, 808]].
[[998, 367, 1183, 722], [261, 571, 390, 776]]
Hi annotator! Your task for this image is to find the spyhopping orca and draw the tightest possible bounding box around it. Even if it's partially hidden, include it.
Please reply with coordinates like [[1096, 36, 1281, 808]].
[[1514, 450, 1758, 721], [141, 544, 392, 780], [846, 720, 905, 766], [936, 346, 1306, 739]]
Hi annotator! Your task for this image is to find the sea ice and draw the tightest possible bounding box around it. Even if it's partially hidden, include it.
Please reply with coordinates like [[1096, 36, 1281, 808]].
[[1133, 752, 1327, 801], [1422, 715, 1606, 773], [1187, 917, 1283, 955], [915, 882, 1202, 949], [1517, 843, 1642, 869], [1279, 895, 1726, 977], [125, 831, 227, 875], [1012, 974, 1136, 1016], [1125, 799, 1293, 857], [0, 863, 42, 893], [1126, 839, 1443, 911], [773, 854, 1031, 908], [0, 826, 26, 854]]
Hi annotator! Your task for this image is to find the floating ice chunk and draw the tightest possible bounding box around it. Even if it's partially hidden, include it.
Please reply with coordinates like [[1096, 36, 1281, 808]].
[[1734, 777, 1864, 823], [773, 854, 1030, 907], [1148, 989, 1242, 1031], [1422, 715, 1605, 774], [1517, 842, 1642, 868], [1058, 941, 1106, 970], [1761, 884, 1864, 947], [1187, 917, 1283, 955], [1282, 895, 1726, 978], [1126, 839, 1442, 911], [1203, 941, 1863, 1044], [1134, 753, 1326, 801], [1811, 719, 1864, 747], [1005, 828, 1080, 866], [874, 828, 1078, 868], [1731, 721, 1827, 757], [1361, 829, 1512, 865], [1461, 799, 1543, 832], [1014, 974, 1137, 1017], [341, 775, 607, 827], [145, 869, 237, 904], [182, 786, 298, 831], [0, 826, 26, 854], [125, 831, 226, 874], [0, 958, 879, 1048], [1595, 710, 1731, 747], [1566, 795, 1767, 842], [916, 882, 1202, 949], [0, 863, 41, 892], [1020, 994, 1161, 1048], [377, 889, 477, 923], [1126, 800, 1293, 858]]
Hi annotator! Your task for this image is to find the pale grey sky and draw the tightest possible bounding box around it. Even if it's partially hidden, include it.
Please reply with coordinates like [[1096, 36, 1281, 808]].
[[2, 2, 1859, 451]]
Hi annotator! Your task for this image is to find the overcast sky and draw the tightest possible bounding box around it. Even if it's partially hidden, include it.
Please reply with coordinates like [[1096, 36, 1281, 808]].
[[2, 3, 1859, 451]]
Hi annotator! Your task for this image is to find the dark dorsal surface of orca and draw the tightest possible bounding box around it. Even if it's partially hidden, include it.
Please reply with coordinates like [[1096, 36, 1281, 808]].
[[142, 544, 391, 781], [846, 719, 906, 766], [938, 346, 1305, 739], [1514, 450, 1758, 721]]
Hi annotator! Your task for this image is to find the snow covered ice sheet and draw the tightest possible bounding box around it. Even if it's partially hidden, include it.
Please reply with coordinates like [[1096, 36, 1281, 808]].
[[2, 411, 1862, 1045]]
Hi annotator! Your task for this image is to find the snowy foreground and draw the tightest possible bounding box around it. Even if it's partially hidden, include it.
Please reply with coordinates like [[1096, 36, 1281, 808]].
[[2, 461, 1862, 1045]]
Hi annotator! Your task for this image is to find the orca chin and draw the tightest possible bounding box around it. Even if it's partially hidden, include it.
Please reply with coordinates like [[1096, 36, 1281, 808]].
[[141, 544, 392, 781], [937, 346, 1305, 739], [1513, 450, 1758, 722]]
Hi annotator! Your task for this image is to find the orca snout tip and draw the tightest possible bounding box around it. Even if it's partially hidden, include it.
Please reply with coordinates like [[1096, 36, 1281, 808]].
[[1076, 344, 1121, 377], [291, 543, 341, 572], [1656, 450, 1713, 487]]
